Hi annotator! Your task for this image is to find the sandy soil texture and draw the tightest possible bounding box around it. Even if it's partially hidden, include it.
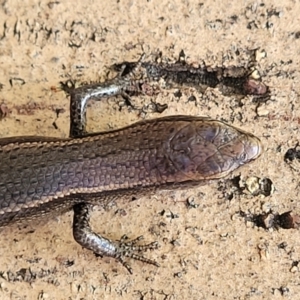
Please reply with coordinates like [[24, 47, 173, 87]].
[[0, 0, 300, 299]]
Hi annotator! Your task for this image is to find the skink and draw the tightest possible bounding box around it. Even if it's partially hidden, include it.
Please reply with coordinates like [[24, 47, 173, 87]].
[[0, 58, 262, 273]]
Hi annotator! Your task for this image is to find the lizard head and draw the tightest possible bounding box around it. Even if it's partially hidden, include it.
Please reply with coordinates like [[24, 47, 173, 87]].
[[166, 117, 262, 182]]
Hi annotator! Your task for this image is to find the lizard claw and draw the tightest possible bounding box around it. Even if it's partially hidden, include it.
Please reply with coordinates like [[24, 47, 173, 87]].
[[113, 235, 160, 274]]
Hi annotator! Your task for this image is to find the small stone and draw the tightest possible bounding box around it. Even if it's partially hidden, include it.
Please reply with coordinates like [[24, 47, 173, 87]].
[[290, 266, 298, 273], [250, 69, 261, 80], [259, 177, 274, 196], [245, 176, 260, 195], [255, 49, 267, 61], [257, 107, 269, 117]]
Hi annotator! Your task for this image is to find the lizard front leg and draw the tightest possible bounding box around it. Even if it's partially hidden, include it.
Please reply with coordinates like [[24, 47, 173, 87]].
[[72, 203, 159, 274]]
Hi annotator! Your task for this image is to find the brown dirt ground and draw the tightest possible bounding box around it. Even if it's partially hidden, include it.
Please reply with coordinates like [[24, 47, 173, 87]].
[[0, 0, 300, 299]]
